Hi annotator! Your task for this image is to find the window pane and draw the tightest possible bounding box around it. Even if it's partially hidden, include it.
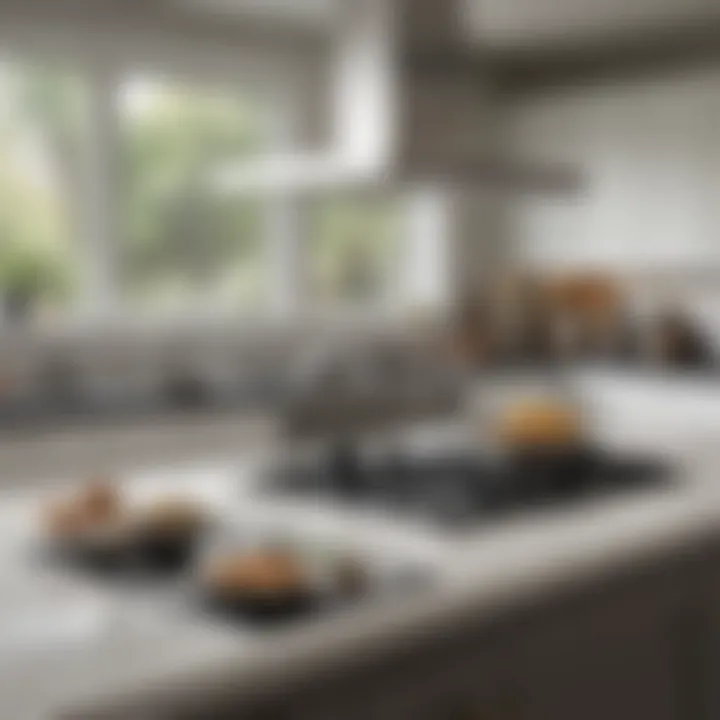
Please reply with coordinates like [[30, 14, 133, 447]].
[[307, 195, 402, 309], [0, 60, 87, 324], [119, 76, 270, 314]]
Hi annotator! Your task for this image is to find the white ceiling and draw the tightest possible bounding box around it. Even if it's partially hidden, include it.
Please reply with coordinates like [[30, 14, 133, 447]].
[[172, 0, 338, 27], [466, 0, 720, 49], [171, 0, 720, 50]]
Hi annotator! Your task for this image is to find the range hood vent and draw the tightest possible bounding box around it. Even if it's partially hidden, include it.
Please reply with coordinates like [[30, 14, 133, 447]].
[[217, 0, 581, 195]]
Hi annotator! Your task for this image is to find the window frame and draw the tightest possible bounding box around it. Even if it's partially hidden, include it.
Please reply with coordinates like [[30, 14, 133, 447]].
[[0, 43, 450, 335], [300, 189, 408, 316]]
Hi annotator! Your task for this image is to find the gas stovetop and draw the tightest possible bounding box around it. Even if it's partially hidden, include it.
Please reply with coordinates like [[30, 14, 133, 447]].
[[265, 445, 673, 528]]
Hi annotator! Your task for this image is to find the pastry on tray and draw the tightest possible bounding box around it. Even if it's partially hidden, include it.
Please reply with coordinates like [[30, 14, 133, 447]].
[[41, 480, 209, 574], [494, 399, 600, 497], [81, 479, 122, 522], [134, 499, 209, 572], [43, 478, 122, 536], [495, 398, 585, 452], [202, 550, 317, 619], [42, 478, 132, 571], [137, 499, 207, 537]]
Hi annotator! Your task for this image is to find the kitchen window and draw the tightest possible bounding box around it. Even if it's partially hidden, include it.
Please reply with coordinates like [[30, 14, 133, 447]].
[[0, 49, 450, 330], [0, 59, 89, 325], [118, 75, 272, 315], [305, 194, 403, 310]]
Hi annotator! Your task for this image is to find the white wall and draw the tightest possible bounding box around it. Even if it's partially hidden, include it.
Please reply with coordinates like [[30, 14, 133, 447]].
[[507, 67, 720, 272]]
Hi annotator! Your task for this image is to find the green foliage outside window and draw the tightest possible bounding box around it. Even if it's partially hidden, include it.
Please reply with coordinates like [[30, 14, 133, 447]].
[[0, 64, 81, 319], [0, 62, 404, 322], [308, 195, 401, 308], [120, 79, 268, 311]]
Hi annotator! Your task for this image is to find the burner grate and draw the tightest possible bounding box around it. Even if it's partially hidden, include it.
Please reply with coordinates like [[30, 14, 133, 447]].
[[266, 450, 673, 527]]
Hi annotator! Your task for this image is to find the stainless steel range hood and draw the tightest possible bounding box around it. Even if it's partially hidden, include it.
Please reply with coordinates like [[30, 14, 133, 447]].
[[216, 0, 580, 195]]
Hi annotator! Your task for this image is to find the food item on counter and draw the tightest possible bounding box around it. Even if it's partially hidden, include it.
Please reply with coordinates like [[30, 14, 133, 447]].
[[41, 480, 132, 572], [43, 502, 85, 538], [207, 551, 307, 596], [138, 499, 206, 537], [42, 503, 127, 545], [42, 476, 124, 539], [492, 397, 599, 499], [496, 398, 584, 451], [134, 498, 209, 572], [203, 550, 315, 618], [41, 481, 208, 574], [80, 478, 122, 522]]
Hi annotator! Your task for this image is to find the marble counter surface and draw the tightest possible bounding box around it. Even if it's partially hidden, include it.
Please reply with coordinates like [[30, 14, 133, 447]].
[[0, 422, 717, 719]]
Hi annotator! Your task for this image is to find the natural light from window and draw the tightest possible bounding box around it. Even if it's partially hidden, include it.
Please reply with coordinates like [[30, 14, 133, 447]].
[[0, 60, 87, 325], [119, 75, 270, 314], [0, 55, 448, 329]]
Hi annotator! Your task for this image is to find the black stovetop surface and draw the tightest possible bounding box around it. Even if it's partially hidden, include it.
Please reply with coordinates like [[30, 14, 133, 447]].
[[266, 446, 674, 527]]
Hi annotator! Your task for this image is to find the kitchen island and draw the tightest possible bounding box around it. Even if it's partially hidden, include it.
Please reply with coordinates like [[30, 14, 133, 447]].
[[1, 418, 719, 720]]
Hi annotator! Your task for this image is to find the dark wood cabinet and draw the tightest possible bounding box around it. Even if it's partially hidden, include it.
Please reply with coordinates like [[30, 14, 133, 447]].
[[243, 544, 720, 720], [68, 535, 720, 720]]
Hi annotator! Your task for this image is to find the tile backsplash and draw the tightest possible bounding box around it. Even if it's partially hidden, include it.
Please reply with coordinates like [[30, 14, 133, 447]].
[[0, 319, 452, 431]]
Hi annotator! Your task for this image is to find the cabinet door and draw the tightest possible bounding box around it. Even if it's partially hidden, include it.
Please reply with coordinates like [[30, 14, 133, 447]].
[[703, 548, 720, 720], [277, 639, 523, 720], [515, 563, 693, 720]]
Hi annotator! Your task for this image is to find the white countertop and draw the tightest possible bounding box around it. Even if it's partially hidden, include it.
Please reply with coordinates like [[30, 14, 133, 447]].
[[1, 418, 719, 720]]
